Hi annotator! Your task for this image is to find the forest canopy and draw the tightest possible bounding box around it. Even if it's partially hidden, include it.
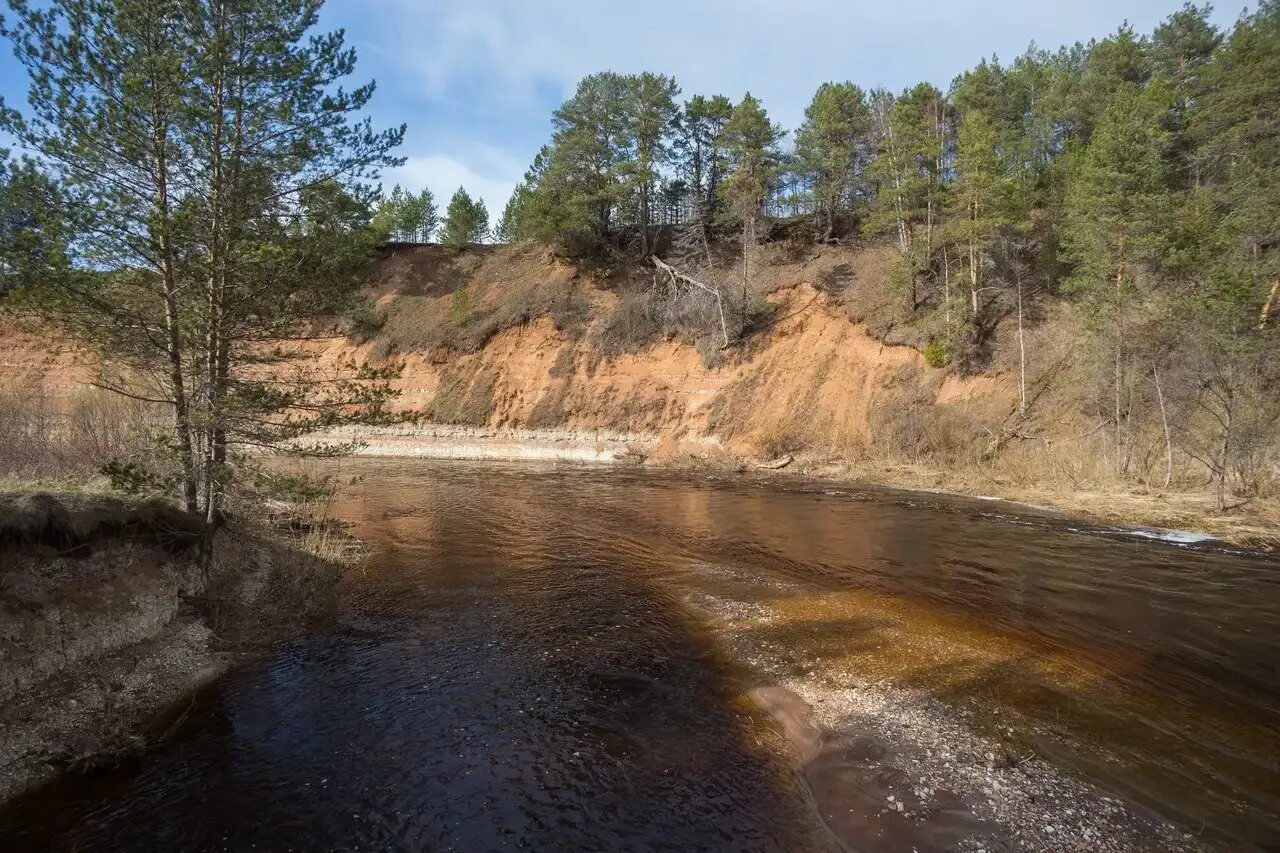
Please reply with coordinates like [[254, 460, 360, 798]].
[[0, 0, 1276, 513], [495, 1, 1278, 505]]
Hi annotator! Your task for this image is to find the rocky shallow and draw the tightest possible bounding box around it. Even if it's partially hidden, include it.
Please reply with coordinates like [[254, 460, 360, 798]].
[[691, 590, 1205, 852]]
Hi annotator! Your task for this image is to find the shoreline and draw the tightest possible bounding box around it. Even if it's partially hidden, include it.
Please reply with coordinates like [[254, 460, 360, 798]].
[[323, 425, 1278, 551], [4, 470, 1264, 847], [0, 494, 349, 805], [681, 545, 1217, 849]]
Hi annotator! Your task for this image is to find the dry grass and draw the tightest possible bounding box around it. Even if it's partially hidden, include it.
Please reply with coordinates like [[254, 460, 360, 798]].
[[366, 244, 590, 358], [591, 292, 664, 357], [426, 364, 497, 426], [0, 382, 163, 484]]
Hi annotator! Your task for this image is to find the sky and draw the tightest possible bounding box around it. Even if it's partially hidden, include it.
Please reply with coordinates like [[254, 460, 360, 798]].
[[0, 0, 1255, 218]]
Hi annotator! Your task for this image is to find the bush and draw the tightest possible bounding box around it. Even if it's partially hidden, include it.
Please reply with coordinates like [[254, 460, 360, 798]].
[[696, 336, 724, 369], [343, 298, 384, 343], [923, 338, 950, 368], [592, 293, 663, 357], [753, 417, 809, 458], [450, 286, 470, 326], [866, 369, 988, 464], [369, 337, 397, 360], [0, 384, 164, 484], [549, 291, 591, 337]]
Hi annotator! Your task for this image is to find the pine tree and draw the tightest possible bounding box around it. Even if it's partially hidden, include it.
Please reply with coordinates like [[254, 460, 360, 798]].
[[623, 73, 679, 253], [866, 84, 948, 308], [721, 93, 784, 307], [675, 94, 734, 225], [949, 108, 1009, 321], [1152, 4, 1221, 86], [495, 182, 530, 243], [1179, 0, 1280, 505], [551, 72, 631, 234], [442, 187, 488, 249], [373, 185, 437, 242], [1072, 24, 1155, 140], [1153, 4, 1222, 189], [470, 196, 490, 243], [407, 189, 439, 242], [795, 82, 873, 239], [1060, 83, 1172, 474], [0, 0, 405, 535], [0, 155, 69, 297], [373, 184, 409, 237]]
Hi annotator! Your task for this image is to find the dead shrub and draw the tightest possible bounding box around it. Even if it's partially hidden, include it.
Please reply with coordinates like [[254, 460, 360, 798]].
[[592, 293, 664, 357], [867, 375, 988, 466], [0, 383, 164, 484], [752, 417, 811, 459], [369, 337, 396, 360], [704, 371, 763, 440]]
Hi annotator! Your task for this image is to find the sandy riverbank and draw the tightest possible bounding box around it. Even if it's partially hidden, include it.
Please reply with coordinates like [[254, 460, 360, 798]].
[[319, 425, 1279, 550]]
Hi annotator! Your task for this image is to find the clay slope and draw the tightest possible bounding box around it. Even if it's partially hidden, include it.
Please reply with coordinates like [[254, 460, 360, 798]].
[[313, 243, 1013, 462]]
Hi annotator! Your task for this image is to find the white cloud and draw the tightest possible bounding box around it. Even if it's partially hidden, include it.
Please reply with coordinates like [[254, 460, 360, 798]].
[[364, 0, 1250, 131], [347, 0, 1254, 226], [382, 146, 524, 218]]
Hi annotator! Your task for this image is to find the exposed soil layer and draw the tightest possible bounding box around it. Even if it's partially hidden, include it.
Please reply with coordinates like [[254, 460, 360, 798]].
[[0, 492, 344, 801], [3, 242, 1275, 545]]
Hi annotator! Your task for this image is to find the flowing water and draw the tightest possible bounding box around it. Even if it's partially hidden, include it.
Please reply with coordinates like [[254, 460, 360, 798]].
[[2, 459, 1277, 850]]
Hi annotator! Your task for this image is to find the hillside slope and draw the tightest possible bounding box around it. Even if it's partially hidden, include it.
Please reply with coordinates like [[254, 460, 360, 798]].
[[2, 242, 1275, 543], [320, 243, 1010, 456], [322, 243, 1277, 543]]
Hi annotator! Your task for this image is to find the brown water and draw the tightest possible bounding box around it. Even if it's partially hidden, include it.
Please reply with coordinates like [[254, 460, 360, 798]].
[[2, 459, 1277, 850]]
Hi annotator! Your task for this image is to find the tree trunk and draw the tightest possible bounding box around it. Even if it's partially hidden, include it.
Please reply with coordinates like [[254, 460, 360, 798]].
[[883, 118, 914, 308], [1261, 277, 1279, 329], [968, 239, 979, 316], [1152, 362, 1173, 489], [202, 0, 229, 559], [967, 200, 982, 321], [1215, 387, 1233, 511], [1114, 238, 1127, 477], [639, 150, 651, 256], [741, 218, 752, 326], [144, 16, 197, 515], [153, 137, 197, 512], [1016, 264, 1027, 417], [942, 245, 951, 331]]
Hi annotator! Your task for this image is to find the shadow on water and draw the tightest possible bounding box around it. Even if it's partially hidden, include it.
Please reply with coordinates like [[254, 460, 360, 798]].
[[0, 466, 836, 851], [2, 458, 1277, 850]]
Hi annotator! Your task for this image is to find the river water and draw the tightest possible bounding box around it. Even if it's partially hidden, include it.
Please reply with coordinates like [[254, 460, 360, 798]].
[[2, 459, 1277, 850]]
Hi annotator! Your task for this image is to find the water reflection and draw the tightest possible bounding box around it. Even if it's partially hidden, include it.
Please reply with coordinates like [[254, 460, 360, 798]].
[[2, 459, 1276, 849]]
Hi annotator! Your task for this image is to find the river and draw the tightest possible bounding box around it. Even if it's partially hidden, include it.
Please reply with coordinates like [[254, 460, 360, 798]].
[[2, 459, 1277, 850]]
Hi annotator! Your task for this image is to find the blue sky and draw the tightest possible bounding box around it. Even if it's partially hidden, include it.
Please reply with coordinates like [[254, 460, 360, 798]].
[[0, 1, 1255, 217]]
